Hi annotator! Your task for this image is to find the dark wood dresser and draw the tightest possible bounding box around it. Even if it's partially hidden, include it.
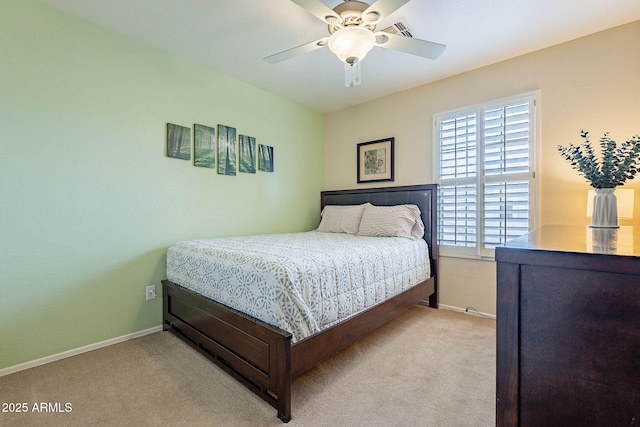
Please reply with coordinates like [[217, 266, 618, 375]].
[[496, 225, 640, 426]]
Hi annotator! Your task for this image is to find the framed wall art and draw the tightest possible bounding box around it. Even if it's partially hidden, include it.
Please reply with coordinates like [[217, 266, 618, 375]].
[[239, 135, 256, 173], [357, 137, 394, 183], [194, 124, 215, 168], [258, 144, 274, 172], [217, 124, 237, 176], [166, 123, 191, 160]]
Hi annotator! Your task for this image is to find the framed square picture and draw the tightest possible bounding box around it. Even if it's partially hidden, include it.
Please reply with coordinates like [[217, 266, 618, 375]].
[[357, 137, 394, 183]]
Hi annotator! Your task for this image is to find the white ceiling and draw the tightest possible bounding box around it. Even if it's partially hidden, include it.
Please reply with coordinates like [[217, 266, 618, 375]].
[[39, 0, 640, 113]]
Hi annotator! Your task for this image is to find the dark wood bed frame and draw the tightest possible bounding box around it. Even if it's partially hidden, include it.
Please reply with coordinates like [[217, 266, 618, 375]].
[[162, 184, 438, 422]]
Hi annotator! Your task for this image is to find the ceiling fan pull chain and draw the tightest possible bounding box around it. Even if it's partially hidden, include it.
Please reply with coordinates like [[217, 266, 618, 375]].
[[345, 62, 362, 87]]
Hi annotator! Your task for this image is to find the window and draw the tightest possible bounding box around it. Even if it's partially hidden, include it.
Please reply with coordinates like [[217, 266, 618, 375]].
[[434, 93, 538, 258]]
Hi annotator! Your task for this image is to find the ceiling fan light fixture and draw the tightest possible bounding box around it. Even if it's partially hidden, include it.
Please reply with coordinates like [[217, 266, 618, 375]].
[[328, 26, 375, 65]]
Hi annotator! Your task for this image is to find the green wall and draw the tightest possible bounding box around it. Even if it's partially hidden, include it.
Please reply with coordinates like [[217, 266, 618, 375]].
[[0, 1, 324, 369]]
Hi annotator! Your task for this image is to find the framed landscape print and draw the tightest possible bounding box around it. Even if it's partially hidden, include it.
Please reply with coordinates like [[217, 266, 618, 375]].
[[217, 124, 237, 176], [194, 124, 215, 168], [258, 144, 274, 172], [166, 123, 191, 160], [357, 137, 394, 183], [239, 135, 256, 173]]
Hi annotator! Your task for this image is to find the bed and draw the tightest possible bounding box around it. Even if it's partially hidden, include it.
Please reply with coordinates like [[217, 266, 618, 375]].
[[162, 184, 438, 422]]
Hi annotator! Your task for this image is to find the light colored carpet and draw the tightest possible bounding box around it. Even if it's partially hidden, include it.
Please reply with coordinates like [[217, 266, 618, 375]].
[[0, 306, 495, 427]]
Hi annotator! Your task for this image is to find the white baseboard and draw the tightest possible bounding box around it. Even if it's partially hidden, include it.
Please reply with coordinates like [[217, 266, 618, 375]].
[[440, 304, 496, 320], [0, 325, 163, 377]]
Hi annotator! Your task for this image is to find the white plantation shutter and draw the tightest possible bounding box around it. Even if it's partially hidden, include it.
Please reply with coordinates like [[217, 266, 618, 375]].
[[483, 180, 530, 248], [482, 101, 532, 250], [438, 184, 477, 247], [437, 112, 478, 251], [435, 93, 537, 257]]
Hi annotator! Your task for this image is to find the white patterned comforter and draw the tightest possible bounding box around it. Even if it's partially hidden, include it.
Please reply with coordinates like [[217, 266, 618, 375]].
[[166, 231, 430, 343]]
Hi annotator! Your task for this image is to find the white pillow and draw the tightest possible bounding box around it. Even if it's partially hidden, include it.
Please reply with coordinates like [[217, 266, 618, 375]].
[[357, 204, 425, 239], [317, 204, 367, 235]]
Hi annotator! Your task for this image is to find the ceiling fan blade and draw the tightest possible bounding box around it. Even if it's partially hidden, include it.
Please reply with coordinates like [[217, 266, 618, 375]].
[[264, 38, 329, 64], [363, 0, 410, 21], [290, 0, 341, 23], [376, 32, 446, 60]]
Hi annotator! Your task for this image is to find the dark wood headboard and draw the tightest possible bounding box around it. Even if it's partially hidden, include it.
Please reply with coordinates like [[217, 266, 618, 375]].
[[320, 184, 439, 268]]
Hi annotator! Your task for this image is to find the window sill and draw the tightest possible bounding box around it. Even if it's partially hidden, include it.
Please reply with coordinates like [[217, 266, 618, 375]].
[[438, 248, 496, 261]]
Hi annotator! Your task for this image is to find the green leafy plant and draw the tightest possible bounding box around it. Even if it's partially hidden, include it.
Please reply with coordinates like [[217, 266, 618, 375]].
[[557, 130, 640, 188]]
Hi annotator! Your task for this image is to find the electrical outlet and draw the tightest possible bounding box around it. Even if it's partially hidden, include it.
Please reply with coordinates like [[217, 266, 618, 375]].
[[146, 285, 156, 301]]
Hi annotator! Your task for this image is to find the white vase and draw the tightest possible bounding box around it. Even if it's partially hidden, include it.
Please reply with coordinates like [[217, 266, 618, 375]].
[[590, 188, 618, 228]]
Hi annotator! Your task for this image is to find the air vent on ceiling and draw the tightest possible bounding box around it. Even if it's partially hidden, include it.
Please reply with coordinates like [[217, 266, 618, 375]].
[[380, 17, 414, 38]]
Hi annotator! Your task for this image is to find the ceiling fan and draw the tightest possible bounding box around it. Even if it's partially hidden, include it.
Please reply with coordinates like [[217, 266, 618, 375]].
[[264, 0, 446, 87]]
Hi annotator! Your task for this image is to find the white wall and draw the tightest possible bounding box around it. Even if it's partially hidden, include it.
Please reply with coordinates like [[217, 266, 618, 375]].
[[324, 21, 640, 315]]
